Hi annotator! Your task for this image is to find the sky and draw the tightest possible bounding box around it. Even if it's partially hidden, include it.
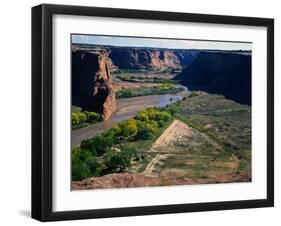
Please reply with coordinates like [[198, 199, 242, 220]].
[[72, 34, 252, 51]]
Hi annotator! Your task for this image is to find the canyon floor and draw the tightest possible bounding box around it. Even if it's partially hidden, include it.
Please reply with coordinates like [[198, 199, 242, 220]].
[[72, 91, 251, 190], [71, 74, 189, 147]]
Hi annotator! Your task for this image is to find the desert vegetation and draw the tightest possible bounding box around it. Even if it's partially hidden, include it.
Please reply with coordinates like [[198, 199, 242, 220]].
[[72, 107, 173, 180], [116, 74, 179, 84], [71, 110, 102, 129], [116, 83, 184, 98], [72, 92, 251, 186]]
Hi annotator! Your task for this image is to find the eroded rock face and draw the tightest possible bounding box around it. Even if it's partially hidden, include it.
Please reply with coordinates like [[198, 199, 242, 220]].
[[108, 48, 198, 71], [72, 44, 200, 72], [72, 49, 116, 120], [175, 51, 252, 105]]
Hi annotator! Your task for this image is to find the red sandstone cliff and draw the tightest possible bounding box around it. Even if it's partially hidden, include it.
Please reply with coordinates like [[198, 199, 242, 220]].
[[72, 49, 116, 120]]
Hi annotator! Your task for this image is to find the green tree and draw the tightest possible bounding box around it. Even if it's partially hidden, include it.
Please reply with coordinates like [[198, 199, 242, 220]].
[[135, 112, 149, 122], [84, 154, 102, 176], [71, 147, 102, 180], [81, 135, 115, 156], [119, 119, 138, 137], [83, 111, 101, 123], [107, 125, 122, 137], [72, 161, 91, 181], [71, 113, 80, 125], [105, 152, 130, 172], [136, 121, 159, 140], [77, 112, 87, 123]]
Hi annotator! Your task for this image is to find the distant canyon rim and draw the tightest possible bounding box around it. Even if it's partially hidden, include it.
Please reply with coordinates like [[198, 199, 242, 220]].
[[72, 44, 251, 121]]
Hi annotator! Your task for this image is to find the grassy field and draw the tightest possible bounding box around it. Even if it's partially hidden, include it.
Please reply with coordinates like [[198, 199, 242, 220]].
[[149, 93, 251, 181]]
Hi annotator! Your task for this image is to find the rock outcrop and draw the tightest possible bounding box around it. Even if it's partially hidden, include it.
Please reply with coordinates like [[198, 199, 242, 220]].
[[71, 172, 251, 190], [72, 44, 199, 72], [72, 49, 116, 120], [109, 48, 180, 70], [108, 48, 198, 71], [175, 51, 252, 105]]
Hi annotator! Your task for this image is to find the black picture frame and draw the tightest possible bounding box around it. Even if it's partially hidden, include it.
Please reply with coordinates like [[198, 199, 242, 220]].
[[32, 4, 274, 222]]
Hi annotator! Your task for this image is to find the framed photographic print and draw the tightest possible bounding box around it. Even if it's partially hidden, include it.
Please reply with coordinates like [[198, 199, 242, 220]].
[[32, 4, 274, 221]]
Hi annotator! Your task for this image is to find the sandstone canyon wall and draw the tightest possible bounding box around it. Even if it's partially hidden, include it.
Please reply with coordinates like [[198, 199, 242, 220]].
[[72, 49, 116, 120], [175, 51, 252, 105], [72, 44, 199, 72], [108, 47, 198, 71]]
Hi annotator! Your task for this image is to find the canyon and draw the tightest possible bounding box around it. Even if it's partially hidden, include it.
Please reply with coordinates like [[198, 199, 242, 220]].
[[71, 44, 199, 121], [71, 44, 252, 189], [72, 44, 252, 122]]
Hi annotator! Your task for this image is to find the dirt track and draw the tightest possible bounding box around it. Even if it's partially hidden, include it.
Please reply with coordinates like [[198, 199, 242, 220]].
[[142, 154, 169, 176], [152, 120, 192, 150], [142, 120, 192, 177]]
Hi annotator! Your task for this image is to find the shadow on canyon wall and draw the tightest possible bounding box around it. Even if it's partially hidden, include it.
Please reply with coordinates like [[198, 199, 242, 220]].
[[175, 51, 252, 105]]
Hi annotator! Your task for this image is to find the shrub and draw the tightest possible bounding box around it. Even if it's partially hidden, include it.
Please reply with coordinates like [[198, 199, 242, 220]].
[[72, 111, 101, 126], [84, 154, 102, 176], [164, 102, 180, 115], [121, 144, 137, 157], [72, 112, 87, 125], [105, 151, 131, 172], [140, 108, 172, 122], [135, 112, 149, 122], [83, 111, 101, 123], [189, 91, 199, 98], [119, 119, 138, 137], [71, 147, 102, 180], [80, 135, 115, 156], [157, 120, 166, 127], [136, 121, 159, 140], [107, 125, 122, 137], [72, 113, 80, 125], [72, 160, 91, 181]]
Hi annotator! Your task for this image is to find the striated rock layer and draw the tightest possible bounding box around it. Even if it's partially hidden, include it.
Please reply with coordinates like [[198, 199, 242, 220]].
[[72, 49, 116, 120], [108, 49, 181, 71], [108, 48, 199, 71], [72, 44, 199, 72]]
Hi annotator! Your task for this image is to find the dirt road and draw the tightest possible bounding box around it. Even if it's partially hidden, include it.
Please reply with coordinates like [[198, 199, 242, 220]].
[[152, 119, 192, 150], [142, 119, 191, 177], [142, 154, 169, 176]]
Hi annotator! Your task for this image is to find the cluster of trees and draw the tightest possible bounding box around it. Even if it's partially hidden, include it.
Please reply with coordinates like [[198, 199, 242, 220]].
[[72, 147, 102, 181], [72, 108, 172, 181], [113, 69, 147, 74], [72, 144, 137, 181], [116, 84, 184, 99], [116, 74, 179, 84], [72, 111, 102, 129]]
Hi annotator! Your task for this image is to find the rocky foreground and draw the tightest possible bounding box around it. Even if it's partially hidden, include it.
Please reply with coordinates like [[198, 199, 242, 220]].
[[72, 172, 250, 190]]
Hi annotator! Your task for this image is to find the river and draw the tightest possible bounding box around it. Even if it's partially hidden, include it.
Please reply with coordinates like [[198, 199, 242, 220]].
[[71, 84, 190, 147]]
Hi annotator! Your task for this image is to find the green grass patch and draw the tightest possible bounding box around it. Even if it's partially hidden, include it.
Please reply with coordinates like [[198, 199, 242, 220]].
[[116, 74, 179, 84], [116, 84, 184, 99]]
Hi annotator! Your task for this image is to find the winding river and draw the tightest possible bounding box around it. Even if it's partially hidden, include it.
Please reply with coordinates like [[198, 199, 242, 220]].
[[71, 84, 190, 147]]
